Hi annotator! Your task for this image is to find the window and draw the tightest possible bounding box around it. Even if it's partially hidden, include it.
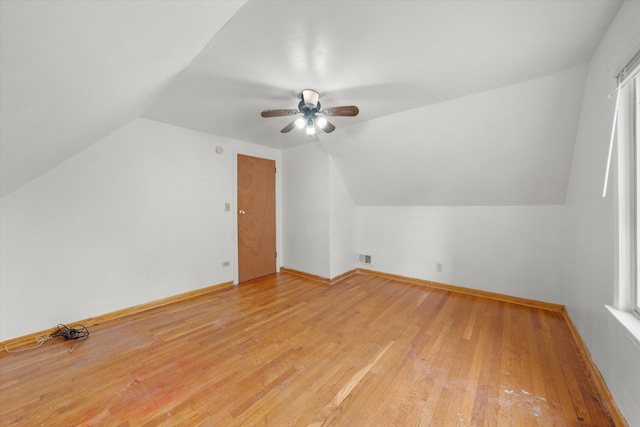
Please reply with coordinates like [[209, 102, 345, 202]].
[[635, 72, 640, 317], [634, 72, 640, 317], [614, 52, 640, 319]]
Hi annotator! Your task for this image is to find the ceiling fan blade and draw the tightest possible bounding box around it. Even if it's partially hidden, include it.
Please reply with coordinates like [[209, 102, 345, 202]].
[[302, 89, 320, 107], [261, 109, 299, 118], [280, 120, 297, 133], [320, 120, 336, 133], [323, 106, 359, 117]]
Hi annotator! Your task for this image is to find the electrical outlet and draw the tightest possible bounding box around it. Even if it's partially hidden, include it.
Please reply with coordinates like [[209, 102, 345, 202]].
[[436, 263, 443, 272], [222, 261, 231, 267]]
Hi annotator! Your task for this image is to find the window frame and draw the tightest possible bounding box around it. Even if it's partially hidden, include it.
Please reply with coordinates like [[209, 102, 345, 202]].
[[634, 73, 640, 318], [615, 63, 640, 320]]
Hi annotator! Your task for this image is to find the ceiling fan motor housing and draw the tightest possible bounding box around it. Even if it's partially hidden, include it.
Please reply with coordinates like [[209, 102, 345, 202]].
[[298, 99, 321, 120]]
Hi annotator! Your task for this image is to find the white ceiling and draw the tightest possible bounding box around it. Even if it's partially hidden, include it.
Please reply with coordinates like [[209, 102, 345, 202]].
[[0, 0, 246, 197], [0, 0, 623, 204]]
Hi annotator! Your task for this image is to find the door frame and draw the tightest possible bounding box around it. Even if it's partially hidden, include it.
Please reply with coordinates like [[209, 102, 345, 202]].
[[232, 149, 282, 285]]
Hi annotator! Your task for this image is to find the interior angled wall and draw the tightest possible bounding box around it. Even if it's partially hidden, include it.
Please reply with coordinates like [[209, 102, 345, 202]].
[[282, 143, 358, 279], [282, 143, 331, 278], [329, 157, 357, 278]]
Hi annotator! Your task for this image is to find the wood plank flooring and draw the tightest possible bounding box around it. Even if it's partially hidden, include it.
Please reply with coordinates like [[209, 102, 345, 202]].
[[0, 272, 617, 426]]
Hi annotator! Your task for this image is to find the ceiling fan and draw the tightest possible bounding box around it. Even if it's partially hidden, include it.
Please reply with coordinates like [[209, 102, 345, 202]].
[[261, 89, 359, 136]]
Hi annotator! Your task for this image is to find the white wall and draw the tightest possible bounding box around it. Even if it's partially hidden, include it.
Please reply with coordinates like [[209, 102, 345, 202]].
[[282, 143, 358, 279], [358, 206, 564, 303], [329, 157, 357, 278], [282, 142, 330, 278], [0, 118, 281, 341], [562, 2, 640, 424]]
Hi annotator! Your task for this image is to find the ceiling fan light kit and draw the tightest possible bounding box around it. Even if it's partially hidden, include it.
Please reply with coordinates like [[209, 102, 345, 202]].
[[261, 89, 359, 136]]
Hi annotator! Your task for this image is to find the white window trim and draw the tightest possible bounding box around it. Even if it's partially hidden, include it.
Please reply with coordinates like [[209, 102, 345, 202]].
[[613, 72, 637, 314], [631, 73, 640, 319], [605, 305, 640, 348], [635, 73, 640, 319], [609, 58, 640, 347]]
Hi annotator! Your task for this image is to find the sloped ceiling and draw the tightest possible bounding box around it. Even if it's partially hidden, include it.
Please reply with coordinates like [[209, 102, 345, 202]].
[[0, 0, 246, 197], [1, 0, 623, 204], [325, 66, 588, 205]]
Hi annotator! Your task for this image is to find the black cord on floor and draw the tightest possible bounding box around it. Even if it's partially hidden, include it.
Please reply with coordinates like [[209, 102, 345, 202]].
[[51, 324, 90, 341], [4, 323, 90, 354], [51, 324, 89, 353]]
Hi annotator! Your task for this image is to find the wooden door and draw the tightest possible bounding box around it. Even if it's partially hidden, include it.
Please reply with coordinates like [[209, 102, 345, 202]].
[[237, 154, 276, 282]]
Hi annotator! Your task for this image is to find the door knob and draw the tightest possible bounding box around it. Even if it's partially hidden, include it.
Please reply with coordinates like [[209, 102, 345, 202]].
[[239, 209, 246, 215]]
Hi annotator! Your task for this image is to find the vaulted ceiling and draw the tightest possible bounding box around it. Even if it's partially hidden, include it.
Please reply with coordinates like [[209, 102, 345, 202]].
[[0, 0, 623, 204]]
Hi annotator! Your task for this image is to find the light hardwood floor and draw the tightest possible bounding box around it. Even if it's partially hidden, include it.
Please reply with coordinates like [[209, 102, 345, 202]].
[[0, 272, 618, 426]]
